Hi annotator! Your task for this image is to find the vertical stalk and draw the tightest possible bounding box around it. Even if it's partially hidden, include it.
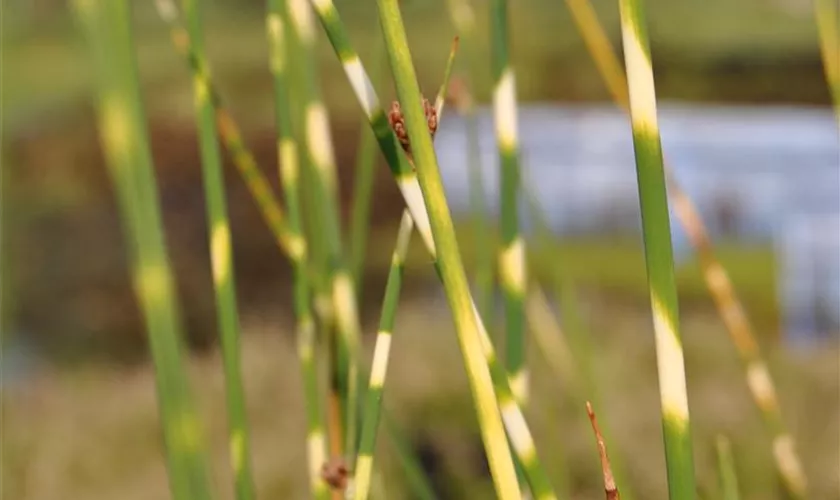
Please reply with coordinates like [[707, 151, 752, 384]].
[[307, 3, 556, 497], [616, 0, 696, 496], [555, 0, 809, 494], [287, 0, 365, 466], [490, 0, 528, 405], [353, 210, 414, 500], [266, 3, 329, 498], [73, 1, 212, 498], [180, 0, 256, 497], [154, 0, 300, 260]]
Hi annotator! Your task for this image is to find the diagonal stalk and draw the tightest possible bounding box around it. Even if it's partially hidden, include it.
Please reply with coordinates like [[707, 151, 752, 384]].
[[155, 3, 435, 492], [491, 0, 529, 407], [372, 0, 519, 495], [73, 1, 213, 498], [558, 0, 808, 494], [353, 210, 414, 500], [179, 0, 256, 497], [616, 0, 696, 496], [307, 1, 557, 497], [266, 3, 330, 498]]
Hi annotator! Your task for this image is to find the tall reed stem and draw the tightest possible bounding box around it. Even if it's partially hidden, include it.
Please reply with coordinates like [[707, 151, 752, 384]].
[[353, 210, 413, 500], [558, 0, 808, 494], [490, 0, 528, 406], [74, 1, 212, 498], [307, 2, 556, 497], [372, 1, 519, 494], [616, 0, 696, 496], [267, 2, 329, 498], [179, 0, 256, 496], [286, 0, 365, 466]]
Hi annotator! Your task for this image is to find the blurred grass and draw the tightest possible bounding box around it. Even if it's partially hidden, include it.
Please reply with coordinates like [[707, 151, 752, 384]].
[[2, 0, 830, 133], [362, 224, 781, 335], [3, 296, 837, 500]]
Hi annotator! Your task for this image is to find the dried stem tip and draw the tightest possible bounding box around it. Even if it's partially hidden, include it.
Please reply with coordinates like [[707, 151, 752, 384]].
[[387, 97, 438, 155], [586, 402, 620, 500]]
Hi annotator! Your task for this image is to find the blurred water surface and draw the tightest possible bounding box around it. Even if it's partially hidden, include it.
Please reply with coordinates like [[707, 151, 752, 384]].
[[435, 101, 840, 342]]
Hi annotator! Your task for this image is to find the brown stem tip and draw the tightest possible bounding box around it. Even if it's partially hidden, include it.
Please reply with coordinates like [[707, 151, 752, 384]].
[[387, 97, 438, 158], [586, 401, 620, 500], [321, 457, 349, 491]]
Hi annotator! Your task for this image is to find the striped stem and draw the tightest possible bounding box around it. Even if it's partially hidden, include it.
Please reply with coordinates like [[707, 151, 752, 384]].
[[266, 3, 329, 498], [180, 0, 256, 497], [73, 1, 212, 498], [715, 436, 741, 500], [559, 0, 808, 496], [353, 210, 414, 500], [491, 0, 528, 407], [349, 40, 384, 295], [816, 0, 840, 126], [156, 3, 432, 492], [446, 0, 495, 326], [155, 0, 301, 261], [286, 0, 364, 465], [308, 2, 556, 497], [372, 0, 519, 494], [616, 0, 696, 496]]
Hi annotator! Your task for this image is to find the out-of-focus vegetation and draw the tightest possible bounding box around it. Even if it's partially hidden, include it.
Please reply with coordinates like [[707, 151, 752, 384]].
[[2, 0, 838, 498], [2, 0, 827, 359]]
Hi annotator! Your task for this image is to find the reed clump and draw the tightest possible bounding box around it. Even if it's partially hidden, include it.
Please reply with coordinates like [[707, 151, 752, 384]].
[[65, 0, 835, 498]]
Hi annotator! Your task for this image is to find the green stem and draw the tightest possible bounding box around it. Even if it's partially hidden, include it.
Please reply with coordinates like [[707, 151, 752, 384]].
[[154, 0, 301, 261], [715, 436, 741, 500], [286, 0, 364, 465], [353, 210, 414, 500], [373, 1, 531, 498], [307, 2, 556, 497], [557, 0, 807, 495], [267, 3, 329, 498], [490, 0, 528, 407], [616, 0, 696, 496], [180, 0, 256, 497], [73, 1, 212, 498]]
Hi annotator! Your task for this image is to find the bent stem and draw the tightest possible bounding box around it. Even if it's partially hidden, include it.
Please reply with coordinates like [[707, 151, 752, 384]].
[[616, 0, 697, 496], [353, 210, 414, 500], [74, 1, 212, 498]]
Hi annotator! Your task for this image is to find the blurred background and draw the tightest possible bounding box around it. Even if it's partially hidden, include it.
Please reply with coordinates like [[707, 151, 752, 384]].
[[2, 0, 838, 499]]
